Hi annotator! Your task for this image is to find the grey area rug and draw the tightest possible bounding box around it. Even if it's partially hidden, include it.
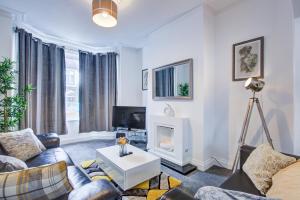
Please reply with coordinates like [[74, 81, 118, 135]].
[[62, 139, 229, 196]]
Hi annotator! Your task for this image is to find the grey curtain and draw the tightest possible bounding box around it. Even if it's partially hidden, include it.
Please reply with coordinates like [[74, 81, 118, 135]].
[[17, 28, 67, 135], [79, 51, 117, 133], [156, 67, 174, 97]]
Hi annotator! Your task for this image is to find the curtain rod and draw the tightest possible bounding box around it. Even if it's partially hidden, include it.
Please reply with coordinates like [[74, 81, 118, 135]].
[[14, 26, 65, 49], [14, 26, 119, 55], [79, 50, 119, 55]]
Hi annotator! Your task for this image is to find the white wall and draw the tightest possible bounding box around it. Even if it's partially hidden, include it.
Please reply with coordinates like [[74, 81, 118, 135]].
[[294, 17, 300, 154], [143, 6, 210, 169], [293, 0, 300, 18], [118, 47, 143, 106], [202, 5, 217, 164], [213, 0, 294, 167], [0, 11, 13, 59], [143, 0, 295, 170]]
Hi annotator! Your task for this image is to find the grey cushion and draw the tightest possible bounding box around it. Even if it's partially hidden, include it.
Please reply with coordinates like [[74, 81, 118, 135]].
[[195, 186, 278, 200], [0, 155, 28, 172], [0, 129, 43, 161]]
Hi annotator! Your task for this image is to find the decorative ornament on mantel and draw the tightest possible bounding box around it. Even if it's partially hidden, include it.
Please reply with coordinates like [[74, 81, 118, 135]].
[[163, 104, 175, 117], [92, 0, 118, 28]]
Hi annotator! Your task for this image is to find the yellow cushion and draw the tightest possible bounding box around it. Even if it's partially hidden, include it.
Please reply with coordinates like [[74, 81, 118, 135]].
[[91, 175, 111, 181], [81, 160, 95, 169], [266, 160, 300, 200]]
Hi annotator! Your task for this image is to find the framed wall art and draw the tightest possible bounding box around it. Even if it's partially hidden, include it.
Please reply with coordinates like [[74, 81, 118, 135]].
[[232, 36, 264, 81], [142, 69, 148, 90]]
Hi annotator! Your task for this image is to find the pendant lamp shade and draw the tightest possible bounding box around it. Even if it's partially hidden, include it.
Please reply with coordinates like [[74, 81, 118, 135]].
[[92, 0, 118, 28]]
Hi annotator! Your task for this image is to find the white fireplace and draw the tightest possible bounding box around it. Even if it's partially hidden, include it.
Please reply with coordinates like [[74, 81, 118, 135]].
[[148, 115, 192, 166]]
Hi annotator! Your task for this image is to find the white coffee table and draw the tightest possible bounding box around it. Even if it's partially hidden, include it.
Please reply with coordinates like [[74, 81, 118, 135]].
[[96, 144, 161, 190]]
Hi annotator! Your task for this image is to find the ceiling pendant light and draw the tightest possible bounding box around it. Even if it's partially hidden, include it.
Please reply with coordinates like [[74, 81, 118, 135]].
[[92, 0, 118, 28]]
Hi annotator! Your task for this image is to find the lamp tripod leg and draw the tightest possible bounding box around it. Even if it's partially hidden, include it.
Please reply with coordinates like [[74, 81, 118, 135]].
[[232, 98, 255, 172], [255, 99, 274, 149]]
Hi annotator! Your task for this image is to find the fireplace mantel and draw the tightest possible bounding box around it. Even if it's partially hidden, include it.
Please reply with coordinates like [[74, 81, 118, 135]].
[[148, 115, 192, 167]]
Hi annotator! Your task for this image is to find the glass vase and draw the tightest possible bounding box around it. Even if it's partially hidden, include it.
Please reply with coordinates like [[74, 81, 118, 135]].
[[119, 144, 127, 156]]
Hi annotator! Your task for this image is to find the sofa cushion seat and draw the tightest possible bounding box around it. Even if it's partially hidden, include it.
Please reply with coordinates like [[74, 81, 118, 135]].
[[25, 147, 74, 168], [68, 166, 91, 190], [220, 170, 262, 196], [68, 179, 121, 200]]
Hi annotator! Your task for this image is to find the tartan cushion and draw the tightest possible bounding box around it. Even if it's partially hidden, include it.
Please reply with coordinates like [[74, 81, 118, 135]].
[[0, 161, 73, 200]]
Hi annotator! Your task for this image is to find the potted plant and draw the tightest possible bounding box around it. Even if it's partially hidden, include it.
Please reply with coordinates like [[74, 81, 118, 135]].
[[0, 58, 33, 132], [178, 83, 189, 97]]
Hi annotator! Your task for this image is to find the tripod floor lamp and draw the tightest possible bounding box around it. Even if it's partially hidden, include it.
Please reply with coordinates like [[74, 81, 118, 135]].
[[232, 78, 274, 172]]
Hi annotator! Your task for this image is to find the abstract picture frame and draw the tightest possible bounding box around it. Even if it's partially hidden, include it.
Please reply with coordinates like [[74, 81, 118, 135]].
[[232, 36, 264, 81], [142, 69, 148, 91]]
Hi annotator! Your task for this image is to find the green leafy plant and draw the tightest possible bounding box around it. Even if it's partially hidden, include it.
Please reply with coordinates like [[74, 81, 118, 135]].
[[0, 58, 33, 132], [178, 83, 189, 97]]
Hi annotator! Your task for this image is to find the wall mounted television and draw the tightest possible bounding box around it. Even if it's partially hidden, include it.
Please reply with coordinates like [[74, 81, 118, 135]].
[[112, 106, 146, 130]]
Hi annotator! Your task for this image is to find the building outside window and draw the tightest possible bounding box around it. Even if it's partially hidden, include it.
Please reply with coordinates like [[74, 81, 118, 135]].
[[65, 50, 79, 126]]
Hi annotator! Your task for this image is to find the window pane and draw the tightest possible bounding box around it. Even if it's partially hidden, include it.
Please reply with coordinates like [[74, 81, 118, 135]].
[[65, 51, 79, 122]]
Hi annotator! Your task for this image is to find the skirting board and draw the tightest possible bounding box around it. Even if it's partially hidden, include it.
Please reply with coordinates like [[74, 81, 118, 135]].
[[161, 158, 197, 175], [60, 131, 116, 145], [191, 157, 232, 171], [210, 157, 232, 170], [192, 158, 214, 171]]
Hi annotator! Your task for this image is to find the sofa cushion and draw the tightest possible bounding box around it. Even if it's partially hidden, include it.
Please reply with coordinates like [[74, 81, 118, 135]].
[[68, 180, 120, 200], [26, 128, 47, 151], [25, 148, 74, 168], [0, 129, 43, 161], [67, 166, 91, 190], [266, 160, 300, 200], [0, 161, 73, 200], [0, 144, 7, 155], [242, 144, 296, 194], [195, 186, 276, 200], [220, 170, 262, 196], [0, 155, 28, 172]]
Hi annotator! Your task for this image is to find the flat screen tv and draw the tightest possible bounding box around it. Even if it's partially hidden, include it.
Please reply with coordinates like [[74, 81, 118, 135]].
[[112, 106, 146, 130]]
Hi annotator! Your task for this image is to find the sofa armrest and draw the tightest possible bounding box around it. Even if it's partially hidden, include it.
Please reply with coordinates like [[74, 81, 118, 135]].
[[37, 133, 60, 149], [160, 188, 196, 200], [68, 180, 120, 200]]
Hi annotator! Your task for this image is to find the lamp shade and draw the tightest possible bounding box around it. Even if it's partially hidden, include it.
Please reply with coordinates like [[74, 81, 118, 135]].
[[244, 77, 265, 92], [92, 0, 118, 28]]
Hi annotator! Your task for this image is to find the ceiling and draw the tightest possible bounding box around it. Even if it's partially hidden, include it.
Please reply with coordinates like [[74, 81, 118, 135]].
[[0, 0, 240, 48]]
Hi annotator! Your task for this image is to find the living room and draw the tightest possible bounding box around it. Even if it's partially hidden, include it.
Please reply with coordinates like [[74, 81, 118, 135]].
[[0, 0, 299, 199]]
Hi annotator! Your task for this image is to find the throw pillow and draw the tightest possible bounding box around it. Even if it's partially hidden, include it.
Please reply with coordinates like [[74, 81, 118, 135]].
[[0, 155, 28, 172], [0, 161, 73, 200], [195, 186, 278, 200], [242, 144, 296, 194], [266, 160, 300, 200], [26, 128, 47, 151], [0, 129, 43, 161]]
